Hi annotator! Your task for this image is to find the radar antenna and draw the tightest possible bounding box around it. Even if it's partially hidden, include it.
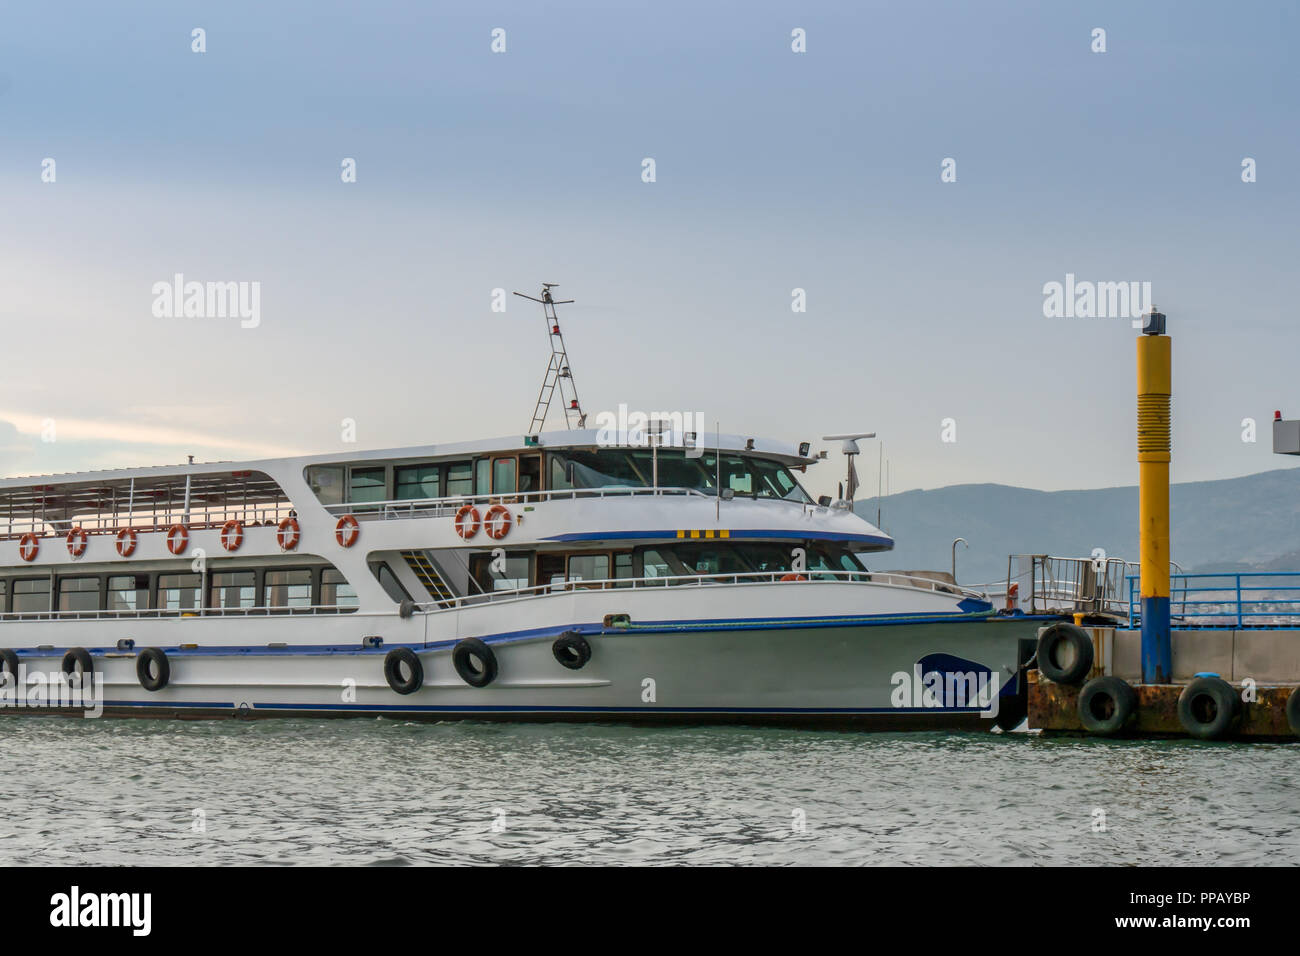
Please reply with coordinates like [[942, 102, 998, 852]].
[[515, 284, 587, 432]]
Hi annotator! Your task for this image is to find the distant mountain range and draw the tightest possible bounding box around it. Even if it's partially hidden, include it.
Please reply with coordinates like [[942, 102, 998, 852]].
[[856, 467, 1300, 587]]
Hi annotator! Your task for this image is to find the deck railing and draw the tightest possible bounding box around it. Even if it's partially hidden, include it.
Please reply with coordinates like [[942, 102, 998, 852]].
[[418, 568, 989, 612], [1127, 571, 1300, 627], [0, 603, 360, 623], [0, 503, 296, 541], [325, 485, 793, 521]]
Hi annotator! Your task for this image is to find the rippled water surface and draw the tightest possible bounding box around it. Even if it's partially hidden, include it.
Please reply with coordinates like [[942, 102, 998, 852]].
[[0, 717, 1295, 865]]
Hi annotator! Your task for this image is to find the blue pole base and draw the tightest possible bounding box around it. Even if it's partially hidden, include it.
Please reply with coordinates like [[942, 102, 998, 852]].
[[1141, 596, 1172, 684]]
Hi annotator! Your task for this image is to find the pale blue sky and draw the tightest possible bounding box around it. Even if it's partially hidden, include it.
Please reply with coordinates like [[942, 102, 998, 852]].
[[1, 0, 1297, 499]]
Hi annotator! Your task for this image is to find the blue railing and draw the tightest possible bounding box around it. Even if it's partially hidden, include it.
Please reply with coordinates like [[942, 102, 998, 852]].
[[1127, 571, 1300, 627]]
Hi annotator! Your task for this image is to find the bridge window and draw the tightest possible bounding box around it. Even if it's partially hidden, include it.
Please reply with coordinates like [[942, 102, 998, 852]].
[[58, 576, 100, 613], [395, 464, 440, 500], [567, 554, 609, 584], [306, 465, 345, 506], [350, 467, 387, 504], [493, 458, 516, 494], [0, 580, 5, 613], [446, 461, 473, 497]]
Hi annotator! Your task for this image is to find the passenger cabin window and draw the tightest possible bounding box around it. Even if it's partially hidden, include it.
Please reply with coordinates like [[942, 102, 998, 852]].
[[11, 578, 50, 613], [371, 563, 411, 603], [108, 575, 149, 613], [446, 461, 473, 497], [350, 466, 387, 504], [469, 552, 530, 593], [159, 573, 201, 612], [210, 572, 256, 610], [474, 459, 490, 495], [306, 465, 345, 506], [58, 576, 100, 613], [321, 569, 359, 609], [395, 464, 440, 500], [0, 580, 6, 613], [266, 569, 312, 609]]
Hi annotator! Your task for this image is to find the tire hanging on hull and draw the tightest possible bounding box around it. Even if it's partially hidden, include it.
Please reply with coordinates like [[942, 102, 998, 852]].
[[453, 638, 498, 687]]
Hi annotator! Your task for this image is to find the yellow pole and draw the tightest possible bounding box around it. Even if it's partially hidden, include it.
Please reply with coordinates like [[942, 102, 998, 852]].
[[1137, 313, 1172, 683]]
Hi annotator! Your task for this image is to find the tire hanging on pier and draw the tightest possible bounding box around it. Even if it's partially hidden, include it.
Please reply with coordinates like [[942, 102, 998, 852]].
[[452, 638, 498, 687], [1077, 676, 1137, 736], [1176, 676, 1240, 740], [1035, 622, 1094, 686], [136, 647, 170, 692], [383, 648, 423, 695], [552, 631, 591, 670], [61, 647, 93, 689]]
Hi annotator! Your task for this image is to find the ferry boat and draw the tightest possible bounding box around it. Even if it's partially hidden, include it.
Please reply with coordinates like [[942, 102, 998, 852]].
[[0, 428, 1045, 727]]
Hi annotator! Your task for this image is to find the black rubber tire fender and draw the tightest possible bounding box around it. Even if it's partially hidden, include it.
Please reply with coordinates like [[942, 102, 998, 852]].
[[136, 647, 170, 692], [453, 638, 498, 688], [552, 631, 592, 670], [0, 648, 18, 689], [383, 648, 423, 695], [1077, 676, 1138, 736], [1177, 676, 1240, 740], [1036, 623, 1094, 685], [1288, 686, 1300, 738], [61, 647, 93, 688]]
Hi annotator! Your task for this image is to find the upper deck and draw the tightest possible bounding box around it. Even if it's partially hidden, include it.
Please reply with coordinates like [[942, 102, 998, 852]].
[[0, 428, 826, 542]]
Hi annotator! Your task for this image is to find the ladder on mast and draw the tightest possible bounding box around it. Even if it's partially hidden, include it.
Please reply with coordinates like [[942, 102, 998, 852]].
[[515, 283, 587, 433]]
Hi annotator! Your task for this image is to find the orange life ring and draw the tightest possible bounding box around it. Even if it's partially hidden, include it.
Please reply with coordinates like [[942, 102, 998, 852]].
[[483, 504, 512, 540], [335, 514, 360, 548], [453, 505, 481, 539], [220, 519, 244, 552], [277, 517, 301, 551], [18, 532, 39, 562], [166, 524, 189, 556], [116, 527, 138, 558], [780, 572, 807, 582], [66, 527, 88, 558]]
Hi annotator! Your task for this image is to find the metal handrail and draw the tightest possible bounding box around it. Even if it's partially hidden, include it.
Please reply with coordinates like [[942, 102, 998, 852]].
[[325, 485, 793, 521], [1, 504, 296, 541], [1127, 571, 1300, 627], [0, 602, 361, 623], [418, 568, 989, 612]]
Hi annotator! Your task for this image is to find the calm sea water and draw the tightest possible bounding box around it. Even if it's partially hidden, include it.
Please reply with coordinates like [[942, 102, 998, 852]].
[[0, 717, 1294, 866]]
